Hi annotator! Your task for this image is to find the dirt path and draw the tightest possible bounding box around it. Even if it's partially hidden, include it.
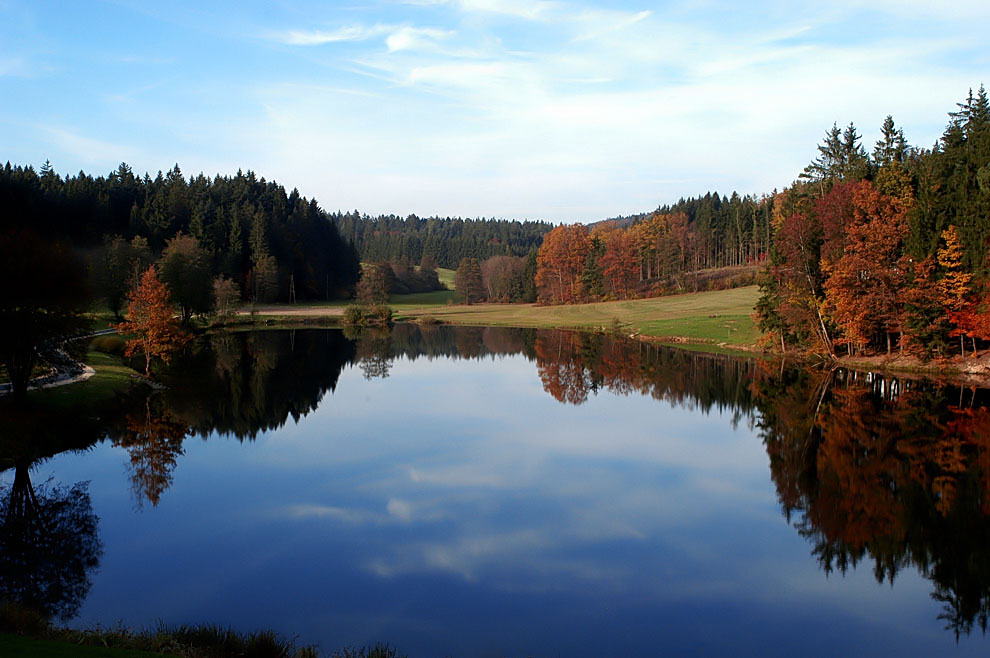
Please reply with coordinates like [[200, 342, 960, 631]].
[[238, 306, 345, 317], [0, 365, 96, 396]]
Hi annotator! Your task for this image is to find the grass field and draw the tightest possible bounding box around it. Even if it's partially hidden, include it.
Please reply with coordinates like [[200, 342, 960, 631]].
[[245, 286, 762, 347], [0, 634, 172, 658], [435, 266, 455, 289], [394, 286, 762, 347]]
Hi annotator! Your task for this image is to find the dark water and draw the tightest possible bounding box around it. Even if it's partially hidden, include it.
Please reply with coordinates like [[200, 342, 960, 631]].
[[2, 326, 989, 656]]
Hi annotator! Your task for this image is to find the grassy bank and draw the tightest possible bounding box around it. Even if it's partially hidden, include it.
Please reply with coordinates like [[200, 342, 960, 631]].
[[27, 349, 141, 409], [395, 286, 762, 348], [240, 286, 762, 349]]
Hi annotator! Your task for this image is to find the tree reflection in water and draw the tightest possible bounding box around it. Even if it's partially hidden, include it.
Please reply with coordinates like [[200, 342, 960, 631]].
[[755, 365, 990, 638], [2, 325, 990, 639], [0, 462, 102, 620], [112, 397, 189, 508]]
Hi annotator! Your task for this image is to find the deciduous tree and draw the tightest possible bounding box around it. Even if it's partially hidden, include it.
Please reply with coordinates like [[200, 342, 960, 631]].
[[114, 266, 191, 376], [535, 224, 591, 304], [159, 233, 212, 323]]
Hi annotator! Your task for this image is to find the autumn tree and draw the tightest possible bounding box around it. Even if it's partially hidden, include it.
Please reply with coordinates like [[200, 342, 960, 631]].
[[535, 224, 591, 304], [212, 275, 241, 320], [823, 181, 910, 353], [114, 266, 191, 376], [757, 187, 835, 354], [455, 257, 485, 304], [938, 226, 974, 356], [598, 228, 639, 298]]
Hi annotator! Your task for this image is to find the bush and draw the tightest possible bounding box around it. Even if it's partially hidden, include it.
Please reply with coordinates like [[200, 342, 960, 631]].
[[89, 334, 125, 355], [343, 304, 393, 326], [0, 600, 49, 636], [343, 304, 365, 325], [369, 304, 392, 324]]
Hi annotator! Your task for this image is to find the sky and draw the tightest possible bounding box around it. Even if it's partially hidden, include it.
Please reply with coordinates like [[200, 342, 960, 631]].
[[1, 1, 987, 223]]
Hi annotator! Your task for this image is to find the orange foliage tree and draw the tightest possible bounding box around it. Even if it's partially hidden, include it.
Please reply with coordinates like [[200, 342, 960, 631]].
[[822, 181, 910, 353], [598, 228, 640, 299], [114, 266, 191, 376], [939, 226, 976, 356], [535, 224, 591, 304]]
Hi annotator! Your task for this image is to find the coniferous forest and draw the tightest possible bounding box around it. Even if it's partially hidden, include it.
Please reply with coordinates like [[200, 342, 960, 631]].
[[335, 212, 553, 270], [0, 164, 360, 307]]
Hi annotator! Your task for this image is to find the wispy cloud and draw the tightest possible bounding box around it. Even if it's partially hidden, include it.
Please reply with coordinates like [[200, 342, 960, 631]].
[[456, 0, 560, 20], [386, 26, 455, 53], [275, 24, 394, 46], [43, 127, 137, 166], [3, 0, 986, 221]]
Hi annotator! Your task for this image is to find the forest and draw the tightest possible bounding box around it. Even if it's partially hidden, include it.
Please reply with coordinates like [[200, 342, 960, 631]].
[[525, 84, 990, 361], [3, 84, 988, 366], [0, 163, 360, 308], [335, 211, 552, 270], [755, 85, 990, 358], [531, 189, 771, 305]]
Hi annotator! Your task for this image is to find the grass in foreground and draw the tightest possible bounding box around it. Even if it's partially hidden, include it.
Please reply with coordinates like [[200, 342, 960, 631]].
[[0, 633, 170, 658], [28, 348, 141, 409], [1, 628, 404, 658]]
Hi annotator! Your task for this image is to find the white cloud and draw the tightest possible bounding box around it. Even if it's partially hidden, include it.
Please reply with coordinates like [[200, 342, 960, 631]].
[[456, 0, 559, 20], [385, 26, 455, 53], [276, 24, 393, 46]]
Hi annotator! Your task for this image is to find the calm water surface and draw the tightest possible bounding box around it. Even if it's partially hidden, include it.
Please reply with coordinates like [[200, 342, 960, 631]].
[[2, 326, 989, 656]]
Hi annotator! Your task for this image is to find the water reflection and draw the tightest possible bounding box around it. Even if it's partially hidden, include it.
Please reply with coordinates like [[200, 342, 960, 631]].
[[0, 463, 102, 620], [755, 366, 990, 638], [112, 397, 189, 508], [0, 325, 988, 647]]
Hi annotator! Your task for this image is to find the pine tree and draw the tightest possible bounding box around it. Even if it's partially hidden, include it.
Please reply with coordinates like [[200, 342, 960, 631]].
[[455, 257, 485, 304]]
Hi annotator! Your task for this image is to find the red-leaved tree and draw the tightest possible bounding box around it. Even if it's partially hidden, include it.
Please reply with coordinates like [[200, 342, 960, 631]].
[[114, 266, 191, 376]]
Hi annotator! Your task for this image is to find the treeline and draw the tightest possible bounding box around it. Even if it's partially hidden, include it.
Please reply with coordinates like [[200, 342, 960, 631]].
[[756, 85, 990, 358], [532, 198, 768, 304], [335, 212, 553, 270], [0, 162, 360, 307]]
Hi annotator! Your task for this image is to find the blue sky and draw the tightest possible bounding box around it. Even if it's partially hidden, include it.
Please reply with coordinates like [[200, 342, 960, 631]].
[[1, 1, 987, 222]]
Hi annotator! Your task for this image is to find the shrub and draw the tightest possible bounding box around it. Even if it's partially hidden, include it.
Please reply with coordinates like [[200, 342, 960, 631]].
[[343, 304, 365, 325], [344, 304, 393, 326], [89, 334, 125, 355]]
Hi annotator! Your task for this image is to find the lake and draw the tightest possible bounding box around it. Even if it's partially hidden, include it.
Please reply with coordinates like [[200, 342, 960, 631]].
[[2, 326, 989, 656]]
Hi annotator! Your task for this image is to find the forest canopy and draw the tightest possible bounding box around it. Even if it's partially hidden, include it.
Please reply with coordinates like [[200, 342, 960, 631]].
[[0, 163, 360, 304]]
